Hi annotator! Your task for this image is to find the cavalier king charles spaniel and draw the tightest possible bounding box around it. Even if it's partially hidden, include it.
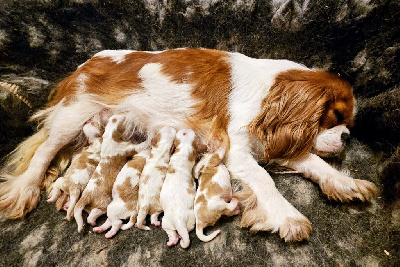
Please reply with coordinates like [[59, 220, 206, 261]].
[[0, 48, 377, 242]]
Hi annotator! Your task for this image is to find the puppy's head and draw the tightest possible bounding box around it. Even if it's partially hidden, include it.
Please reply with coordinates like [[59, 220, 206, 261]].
[[248, 69, 355, 160], [151, 126, 177, 150], [83, 109, 111, 143], [102, 114, 127, 142]]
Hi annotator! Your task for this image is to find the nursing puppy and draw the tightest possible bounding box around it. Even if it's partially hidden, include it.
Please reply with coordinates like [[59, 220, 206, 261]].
[[194, 130, 239, 242], [135, 126, 176, 230], [93, 149, 150, 238], [160, 129, 198, 248], [74, 114, 146, 232], [46, 112, 106, 220]]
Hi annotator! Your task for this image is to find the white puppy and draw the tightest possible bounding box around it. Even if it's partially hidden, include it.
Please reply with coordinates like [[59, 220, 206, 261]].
[[93, 149, 150, 238], [47, 112, 106, 220], [194, 130, 239, 242], [74, 114, 147, 232], [135, 126, 176, 230], [160, 129, 198, 249]]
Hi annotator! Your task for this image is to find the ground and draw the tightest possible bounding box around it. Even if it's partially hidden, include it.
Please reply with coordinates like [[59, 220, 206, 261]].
[[0, 1, 399, 266]]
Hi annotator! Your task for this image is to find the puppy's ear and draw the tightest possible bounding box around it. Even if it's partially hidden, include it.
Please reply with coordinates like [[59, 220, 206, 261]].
[[248, 70, 331, 160]]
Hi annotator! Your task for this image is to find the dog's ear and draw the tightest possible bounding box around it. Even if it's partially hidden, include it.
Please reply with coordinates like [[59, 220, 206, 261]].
[[248, 70, 332, 160]]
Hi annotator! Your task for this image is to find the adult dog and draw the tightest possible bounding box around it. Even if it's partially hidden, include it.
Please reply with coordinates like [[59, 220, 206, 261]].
[[0, 48, 377, 241]]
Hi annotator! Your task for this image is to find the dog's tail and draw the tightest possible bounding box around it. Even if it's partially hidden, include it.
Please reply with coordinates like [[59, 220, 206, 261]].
[[196, 222, 221, 242], [176, 221, 191, 249]]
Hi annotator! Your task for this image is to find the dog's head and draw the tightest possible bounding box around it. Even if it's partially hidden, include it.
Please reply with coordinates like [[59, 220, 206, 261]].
[[248, 69, 355, 160]]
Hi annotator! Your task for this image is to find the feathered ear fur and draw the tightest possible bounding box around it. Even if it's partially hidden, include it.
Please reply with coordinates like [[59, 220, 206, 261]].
[[248, 70, 335, 160]]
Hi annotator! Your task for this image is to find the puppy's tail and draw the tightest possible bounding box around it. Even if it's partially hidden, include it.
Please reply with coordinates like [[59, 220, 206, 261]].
[[196, 223, 221, 242], [176, 222, 191, 249]]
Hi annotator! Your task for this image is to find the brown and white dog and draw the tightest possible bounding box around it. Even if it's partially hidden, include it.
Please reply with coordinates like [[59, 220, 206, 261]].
[[46, 112, 106, 220], [193, 129, 239, 242], [93, 148, 150, 238], [73, 114, 146, 232], [0, 48, 377, 241], [160, 129, 198, 248], [135, 126, 176, 231]]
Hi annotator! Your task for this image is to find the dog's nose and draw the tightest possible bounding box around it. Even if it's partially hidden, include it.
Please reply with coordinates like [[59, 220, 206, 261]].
[[341, 132, 350, 144]]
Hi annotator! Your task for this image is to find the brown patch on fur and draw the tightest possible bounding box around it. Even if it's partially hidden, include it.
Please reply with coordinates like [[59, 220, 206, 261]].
[[76, 154, 128, 213], [248, 69, 355, 161], [157, 166, 168, 173], [48, 51, 154, 106], [112, 120, 126, 142], [167, 166, 176, 174], [115, 155, 147, 211], [151, 133, 161, 148]]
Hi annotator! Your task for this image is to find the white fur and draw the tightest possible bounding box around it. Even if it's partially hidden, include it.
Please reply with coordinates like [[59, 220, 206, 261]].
[[94, 50, 134, 64], [313, 125, 350, 156], [136, 126, 177, 231], [160, 129, 197, 248]]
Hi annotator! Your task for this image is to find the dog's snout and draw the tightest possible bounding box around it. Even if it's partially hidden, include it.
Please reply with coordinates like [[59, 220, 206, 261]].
[[341, 132, 350, 144]]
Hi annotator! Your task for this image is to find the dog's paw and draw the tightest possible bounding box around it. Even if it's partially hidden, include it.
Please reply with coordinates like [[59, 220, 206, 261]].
[[279, 217, 312, 242], [239, 190, 311, 242], [320, 174, 378, 202]]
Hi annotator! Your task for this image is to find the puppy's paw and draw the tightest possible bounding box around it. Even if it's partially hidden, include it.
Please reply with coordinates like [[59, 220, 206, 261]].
[[320, 174, 378, 202], [93, 227, 105, 233]]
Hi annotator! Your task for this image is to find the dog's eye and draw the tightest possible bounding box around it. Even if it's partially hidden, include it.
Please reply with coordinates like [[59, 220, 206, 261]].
[[334, 110, 344, 123]]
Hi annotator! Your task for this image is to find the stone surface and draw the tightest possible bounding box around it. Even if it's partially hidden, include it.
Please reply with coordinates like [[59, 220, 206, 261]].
[[0, 0, 399, 266]]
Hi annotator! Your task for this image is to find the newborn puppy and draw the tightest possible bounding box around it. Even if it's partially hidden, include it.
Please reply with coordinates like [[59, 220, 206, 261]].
[[193, 130, 239, 242], [135, 126, 176, 231], [74, 114, 147, 232], [47, 112, 106, 220], [93, 149, 150, 238], [160, 129, 199, 249]]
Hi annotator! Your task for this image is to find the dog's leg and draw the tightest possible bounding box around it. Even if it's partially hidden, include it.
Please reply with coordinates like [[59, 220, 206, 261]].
[[276, 153, 378, 202], [227, 149, 312, 242]]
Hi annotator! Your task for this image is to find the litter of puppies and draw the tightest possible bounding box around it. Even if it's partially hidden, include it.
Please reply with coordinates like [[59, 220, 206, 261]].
[[46, 111, 239, 249]]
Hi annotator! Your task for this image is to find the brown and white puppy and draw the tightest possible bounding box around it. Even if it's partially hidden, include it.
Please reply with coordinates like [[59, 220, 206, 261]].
[[46, 112, 106, 220], [135, 126, 176, 230], [194, 130, 239, 242], [160, 129, 199, 249], [93, 148, 150, 238], [74, 114, 147, 232]]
